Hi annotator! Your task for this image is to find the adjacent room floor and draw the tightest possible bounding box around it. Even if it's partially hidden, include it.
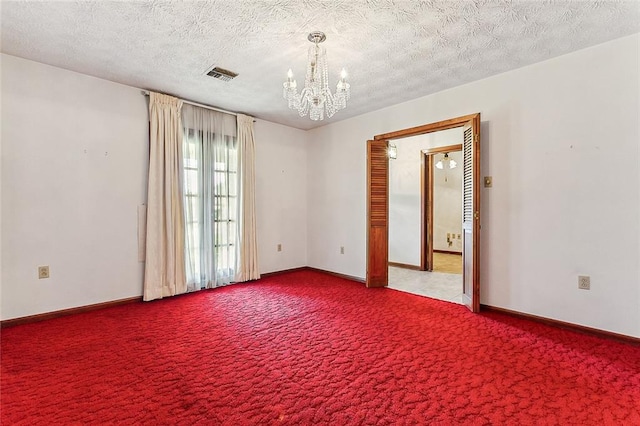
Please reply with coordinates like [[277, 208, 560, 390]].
[[388, 253, 463, 304]]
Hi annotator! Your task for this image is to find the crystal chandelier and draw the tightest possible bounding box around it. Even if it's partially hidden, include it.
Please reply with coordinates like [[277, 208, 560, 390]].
[[283, 31, 350, 121]]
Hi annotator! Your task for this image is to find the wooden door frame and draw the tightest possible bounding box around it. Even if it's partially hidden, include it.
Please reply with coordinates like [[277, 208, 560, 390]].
[[367, 113, 481, 312], [421, 144, 463, 272]]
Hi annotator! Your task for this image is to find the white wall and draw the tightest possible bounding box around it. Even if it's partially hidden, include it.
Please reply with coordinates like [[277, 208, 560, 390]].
[[3, 34, 639, 337], [254, 119, 308, 274], [388, 129, 462, 265], [1, 54, 309, 320], [308, 34, 640, 337], [306, 125, 365, 278], [388, 138, 422, 266], [433, 150, 463, 253], [1, 54, 149, 320]]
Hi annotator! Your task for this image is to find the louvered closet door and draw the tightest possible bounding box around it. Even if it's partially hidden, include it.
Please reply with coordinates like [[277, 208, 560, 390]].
[[462, 120, 480, 312], [367, 139, 389, 287]]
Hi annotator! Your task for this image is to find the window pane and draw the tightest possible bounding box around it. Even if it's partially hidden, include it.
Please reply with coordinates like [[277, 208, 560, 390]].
[[228, 146, 238, 173], [228, 223, 236, 245], [220, 197, 229, 221], [188, 223, 200, 244], [217, 247, 227, 272], [229, 202, 237, 221], [217, 222, 227, 247], [228, 174, 237, 197], [212, 197, 225, 221], [186, 196, 199, 222], [185, 170, 199, 196]]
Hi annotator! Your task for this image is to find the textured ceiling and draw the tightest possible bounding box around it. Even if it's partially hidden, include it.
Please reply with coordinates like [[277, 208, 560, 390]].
[[2, 1, 639, 130]]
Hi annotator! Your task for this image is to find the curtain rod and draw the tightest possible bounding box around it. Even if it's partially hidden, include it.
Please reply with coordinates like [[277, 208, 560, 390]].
[[141, 90, 254, 121]]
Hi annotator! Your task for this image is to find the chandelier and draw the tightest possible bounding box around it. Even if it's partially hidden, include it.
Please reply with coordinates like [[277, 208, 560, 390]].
[[283, 31, 350, 121]]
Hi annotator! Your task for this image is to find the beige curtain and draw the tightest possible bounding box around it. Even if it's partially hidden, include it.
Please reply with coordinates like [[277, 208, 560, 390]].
[[144, 92, 187, 301], [235, 114, 260, 282]]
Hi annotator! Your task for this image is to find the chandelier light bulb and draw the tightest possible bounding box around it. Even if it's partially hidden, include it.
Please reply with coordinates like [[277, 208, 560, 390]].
[[287, 69, 294, 79], [340, 68, 348, 79]]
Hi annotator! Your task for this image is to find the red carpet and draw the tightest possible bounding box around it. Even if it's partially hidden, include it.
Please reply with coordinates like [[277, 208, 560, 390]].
[[2, 270, 639, 424]]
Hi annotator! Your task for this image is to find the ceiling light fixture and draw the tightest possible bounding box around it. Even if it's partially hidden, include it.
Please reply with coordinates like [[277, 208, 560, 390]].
[[283, 31, 350, 121], [388, 142, 397, 160], [435, 153, 457, 170]]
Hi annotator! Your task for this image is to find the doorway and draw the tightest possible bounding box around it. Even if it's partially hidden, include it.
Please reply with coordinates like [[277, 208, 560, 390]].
[[366, 113, 481, 312], [387, 131, 463, 304], [422, 145, 463, 273]]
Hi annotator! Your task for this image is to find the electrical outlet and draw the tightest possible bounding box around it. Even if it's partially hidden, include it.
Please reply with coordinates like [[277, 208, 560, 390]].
[[277, 244, 282, 252], [578, 275, 590, 290], [340, 246, 345, 254], [38, 266, 50, 279]]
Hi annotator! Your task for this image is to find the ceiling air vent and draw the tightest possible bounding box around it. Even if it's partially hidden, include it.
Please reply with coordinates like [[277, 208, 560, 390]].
[[206, 66, 238, 82]]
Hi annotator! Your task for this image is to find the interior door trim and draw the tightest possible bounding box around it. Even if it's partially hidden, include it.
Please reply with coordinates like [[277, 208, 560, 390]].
[[367, 113, 481, 312], [373, 114, 480, 141], [421, 144, 463, 272]]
